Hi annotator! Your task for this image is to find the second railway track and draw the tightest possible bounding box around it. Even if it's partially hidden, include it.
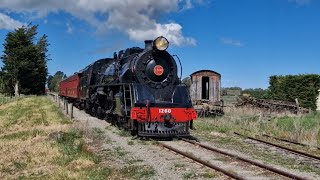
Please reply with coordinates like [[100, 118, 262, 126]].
[[158, 139, 309, 180], [234, 132, 320, 162]]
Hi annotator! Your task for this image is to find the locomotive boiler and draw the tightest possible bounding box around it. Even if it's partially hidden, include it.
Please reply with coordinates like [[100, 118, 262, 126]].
[[59, 36, 197, 137]]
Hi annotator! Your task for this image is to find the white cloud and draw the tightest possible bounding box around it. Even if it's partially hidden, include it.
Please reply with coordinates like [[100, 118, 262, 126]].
[[127, 23, 196, 46], [0, 0, 196, 46], [288, 0, 311, 6], [220, 37, 244, 47], [0, 12, 24, 30], [66, 23, 73, 34], [181, 0, 194, 10]]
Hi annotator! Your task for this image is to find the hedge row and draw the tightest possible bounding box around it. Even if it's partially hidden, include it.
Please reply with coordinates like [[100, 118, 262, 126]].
[[267, 74, 320, 110]]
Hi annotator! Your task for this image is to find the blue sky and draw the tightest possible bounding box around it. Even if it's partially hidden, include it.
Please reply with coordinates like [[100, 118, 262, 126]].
[[0, 0, 319, 89]]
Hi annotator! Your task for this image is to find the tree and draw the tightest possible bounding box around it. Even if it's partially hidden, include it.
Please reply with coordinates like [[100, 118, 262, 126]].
[[242, 88, 268, 99], [47, 75, 53, 90], [181, 77, 191, 89], [47, 71, 66, 92], [267, 74, 320, 110], [222, 87, 242, 96], [0, 25, 49, 96]]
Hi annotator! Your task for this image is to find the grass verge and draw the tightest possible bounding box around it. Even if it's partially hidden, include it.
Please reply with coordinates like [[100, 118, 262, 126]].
[[0, 96, 111, 179], [194, 107, 320, 146]]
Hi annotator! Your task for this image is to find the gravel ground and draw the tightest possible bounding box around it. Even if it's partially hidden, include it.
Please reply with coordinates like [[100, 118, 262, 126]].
[[50, 96, 320, 179]]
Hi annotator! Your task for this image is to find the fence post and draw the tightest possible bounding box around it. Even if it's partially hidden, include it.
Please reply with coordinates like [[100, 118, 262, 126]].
[[69, 103, 73, 119], [63, 98, 66, 110], [65, 101, 69, 115], [58, 97, 61, 107], [295, 98, 300, 115]]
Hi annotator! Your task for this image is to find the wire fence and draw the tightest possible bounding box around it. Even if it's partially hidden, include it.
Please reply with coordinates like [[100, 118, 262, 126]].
[[0, 96, 19, 105]]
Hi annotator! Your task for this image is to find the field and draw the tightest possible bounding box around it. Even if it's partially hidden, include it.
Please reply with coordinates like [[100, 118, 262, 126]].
[[194, 107, 320, 146], [0, 96, 161, 179], [0, 96, 112, 179]]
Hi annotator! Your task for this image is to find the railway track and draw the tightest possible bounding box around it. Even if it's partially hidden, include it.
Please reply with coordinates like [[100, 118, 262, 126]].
[[262, 134, 320, 150], [240, 127, 320, 150], [158, 139, 308, 180], [234, 132, 320, 162]]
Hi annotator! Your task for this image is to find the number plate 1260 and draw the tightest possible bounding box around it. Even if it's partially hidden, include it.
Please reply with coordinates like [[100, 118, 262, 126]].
[[158, 109, 172, 113]]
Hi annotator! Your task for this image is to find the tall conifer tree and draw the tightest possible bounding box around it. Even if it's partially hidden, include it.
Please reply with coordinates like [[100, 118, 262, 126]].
[[0, 25, 49, 95]]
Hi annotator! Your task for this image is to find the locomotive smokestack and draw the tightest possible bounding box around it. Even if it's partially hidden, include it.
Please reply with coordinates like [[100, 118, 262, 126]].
[[144, 40, 153, 50]]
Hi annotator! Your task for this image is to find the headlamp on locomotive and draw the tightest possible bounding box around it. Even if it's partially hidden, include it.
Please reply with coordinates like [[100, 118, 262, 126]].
[[153, 36, 169, 51]]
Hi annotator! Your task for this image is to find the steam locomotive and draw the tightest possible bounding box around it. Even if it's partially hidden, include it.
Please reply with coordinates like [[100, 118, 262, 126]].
[[59, 36, 197, 137]]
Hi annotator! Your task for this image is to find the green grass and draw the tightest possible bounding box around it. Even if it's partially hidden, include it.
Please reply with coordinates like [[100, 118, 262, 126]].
[[0, 129, 45, 140], [117, 130, 131, 137], [299, 113, 319, 130], [127, 140, 135, 145], [85, 167, 112, 180], [194, 109, 320, 146], [102, 147, 128, 159], [196, 125, 320, 176], [91, 127, 106, 140], [173, 162, 185, 169], [0, 96, 157, 180], [0, 96, 14, 105], [199, 171, 218, 178], [275, 117, 295, 131], [120, 165, 155, 179], [0, 96, 113, 180], [54, 129, 101, 166], [183, 171, 197, 179]]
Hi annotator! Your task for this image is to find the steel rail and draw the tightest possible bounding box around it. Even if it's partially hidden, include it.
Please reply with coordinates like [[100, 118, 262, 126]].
[[158, 142, 246, 180], [240, 127, 320, 150], [262, 134, 304, 146], [262, 134, 320, 150], [181, 138, 308, 180], [235, 132, 320, 161]]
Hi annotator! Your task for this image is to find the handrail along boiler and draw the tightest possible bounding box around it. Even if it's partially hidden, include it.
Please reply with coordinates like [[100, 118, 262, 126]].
[[59, 36, 197, 137]]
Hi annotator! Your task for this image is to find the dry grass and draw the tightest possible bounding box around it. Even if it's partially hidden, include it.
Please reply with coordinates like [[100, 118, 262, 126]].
[[0, 96, 157, 180], [0, 96, 110, 179], [194, 106, 320, 147]]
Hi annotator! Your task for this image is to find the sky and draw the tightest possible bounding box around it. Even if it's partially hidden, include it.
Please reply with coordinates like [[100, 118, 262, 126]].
[[0, 0, 319, 89]]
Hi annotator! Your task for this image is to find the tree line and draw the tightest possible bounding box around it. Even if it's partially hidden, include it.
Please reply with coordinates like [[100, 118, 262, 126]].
[[222, 75, 320, 110], [0, 25, 49, 96], [267, 74, 320, 110]]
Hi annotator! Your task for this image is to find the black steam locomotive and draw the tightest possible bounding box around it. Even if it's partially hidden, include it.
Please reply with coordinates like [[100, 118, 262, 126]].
[[60, 36, 197, 137]]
